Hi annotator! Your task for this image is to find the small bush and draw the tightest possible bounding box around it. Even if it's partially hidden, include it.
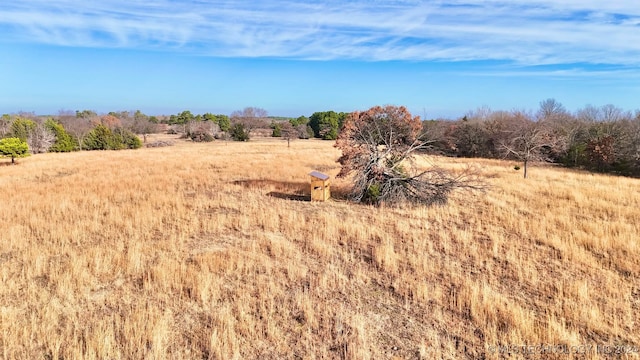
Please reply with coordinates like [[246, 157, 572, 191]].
[[230, 124, 250, 141], [0, 137, 30, 164], [364, 184, 382, 204], [145, 140, 174, 148], [83, 125, 142, 150], [214, 132, 230, 140], [116, 128, 143, 149], [190, 130, 214, 142], [271, 123, 282, 137], [83, 125, 118, 150]]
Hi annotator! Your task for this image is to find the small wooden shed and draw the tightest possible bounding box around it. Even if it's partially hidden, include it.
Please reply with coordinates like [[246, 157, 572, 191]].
[[309, 171, 331, 202]]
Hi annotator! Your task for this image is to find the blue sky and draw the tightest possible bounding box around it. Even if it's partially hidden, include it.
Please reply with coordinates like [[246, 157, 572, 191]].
[[1, 1, 639, 118]]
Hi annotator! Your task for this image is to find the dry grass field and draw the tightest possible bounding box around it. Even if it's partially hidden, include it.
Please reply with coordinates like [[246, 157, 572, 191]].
[[1, 136, 639, 359]]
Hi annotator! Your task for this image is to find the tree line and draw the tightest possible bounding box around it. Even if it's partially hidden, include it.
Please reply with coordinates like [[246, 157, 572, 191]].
[[422, 99, 640, 177], [0, 106, 339, 163], [304, 100, 640, 179], [162, 107, 349, 143], [333, 102, 640, 207], [2, 101, 639, 179], [0, 111, 147, 163]]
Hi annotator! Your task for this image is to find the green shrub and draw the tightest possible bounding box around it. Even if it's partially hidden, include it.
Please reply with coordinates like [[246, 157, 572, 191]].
[[364, 183, 382, 204], [83, 125, 141, 150], [115, 128, 143, 149], [45, 119, 78, 152], [0, 137, 30, 164], [83, 125, 117, 150], [230, 123, 250, 141], [271, 123, 282, 137], [10, 118, 36, 141]]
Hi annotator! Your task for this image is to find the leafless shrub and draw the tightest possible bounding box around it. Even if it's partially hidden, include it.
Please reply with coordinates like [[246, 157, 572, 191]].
[[500, 111, 565, 178], [145, 140, 175, 148], [27, 122, 55, 154]]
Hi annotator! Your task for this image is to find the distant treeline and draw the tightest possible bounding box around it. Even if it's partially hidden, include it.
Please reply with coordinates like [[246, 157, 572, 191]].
[[2, 101, 639, 177], [0, 111, 146, 154], [0, 107, 348, 156], [423, 100, 640, 177]]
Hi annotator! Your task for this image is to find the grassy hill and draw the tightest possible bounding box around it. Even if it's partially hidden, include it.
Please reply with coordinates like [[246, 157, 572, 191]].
[[0, 136, 638, 359]]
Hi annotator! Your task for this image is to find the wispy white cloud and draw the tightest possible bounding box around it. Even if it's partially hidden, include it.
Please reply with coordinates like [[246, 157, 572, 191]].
[[1, 0, 640, 66], [461, 66, 640, 81]]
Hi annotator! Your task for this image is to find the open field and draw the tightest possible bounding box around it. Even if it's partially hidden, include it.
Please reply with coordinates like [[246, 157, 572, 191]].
[[1, 136, 639, 359]]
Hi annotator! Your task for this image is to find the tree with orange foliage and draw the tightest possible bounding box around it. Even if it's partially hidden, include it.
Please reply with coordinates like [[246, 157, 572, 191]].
[[336, 105, 485, 206], [100, 114, 122, 129]]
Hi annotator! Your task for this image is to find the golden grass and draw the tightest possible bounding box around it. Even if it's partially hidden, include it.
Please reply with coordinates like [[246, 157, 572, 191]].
[[0, 135, 638, 359]]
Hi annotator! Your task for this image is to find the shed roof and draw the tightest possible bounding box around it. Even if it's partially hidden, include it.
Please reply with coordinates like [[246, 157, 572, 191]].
[[309, 171, 330, 181]]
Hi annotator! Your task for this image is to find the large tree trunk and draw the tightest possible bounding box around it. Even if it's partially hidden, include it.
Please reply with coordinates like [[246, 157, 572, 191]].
[[523, 159, 528, 178]]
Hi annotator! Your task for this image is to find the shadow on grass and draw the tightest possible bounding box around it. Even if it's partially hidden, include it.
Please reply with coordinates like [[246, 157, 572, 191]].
[[232, 179, 310, 201], [232, 179, 307, 192], [267, 192, 309, 202], [232, 179, 352, 202]]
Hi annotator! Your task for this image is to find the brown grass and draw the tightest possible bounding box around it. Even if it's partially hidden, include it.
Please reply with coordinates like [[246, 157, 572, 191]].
[[0, 135, 638, 359]]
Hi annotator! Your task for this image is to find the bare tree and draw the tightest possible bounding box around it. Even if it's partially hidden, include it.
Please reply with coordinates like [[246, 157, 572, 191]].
[[230, 107, 270, 135], [27, 121, 55, 154], [336, 105, 485, 206], [552, 117, 587, 167], [59, 112, 96, 150], [537, 98, 568, 121], [238, 107, 266, 119], [500, 112, 562, 178], [463, 105, 493, 122], [0, 114, 12, 138], [125, 111, 158, 143], [632, 114, 640, 162], [631, 118, 640, 172], [280, 122, 297, 147], [184, 120, 215, 142], [576, 104, 601, 123], [601, 104, 630, 123]]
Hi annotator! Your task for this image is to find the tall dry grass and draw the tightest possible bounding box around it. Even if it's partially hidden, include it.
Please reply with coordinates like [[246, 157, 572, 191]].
[[0, 136, 638, 359]]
